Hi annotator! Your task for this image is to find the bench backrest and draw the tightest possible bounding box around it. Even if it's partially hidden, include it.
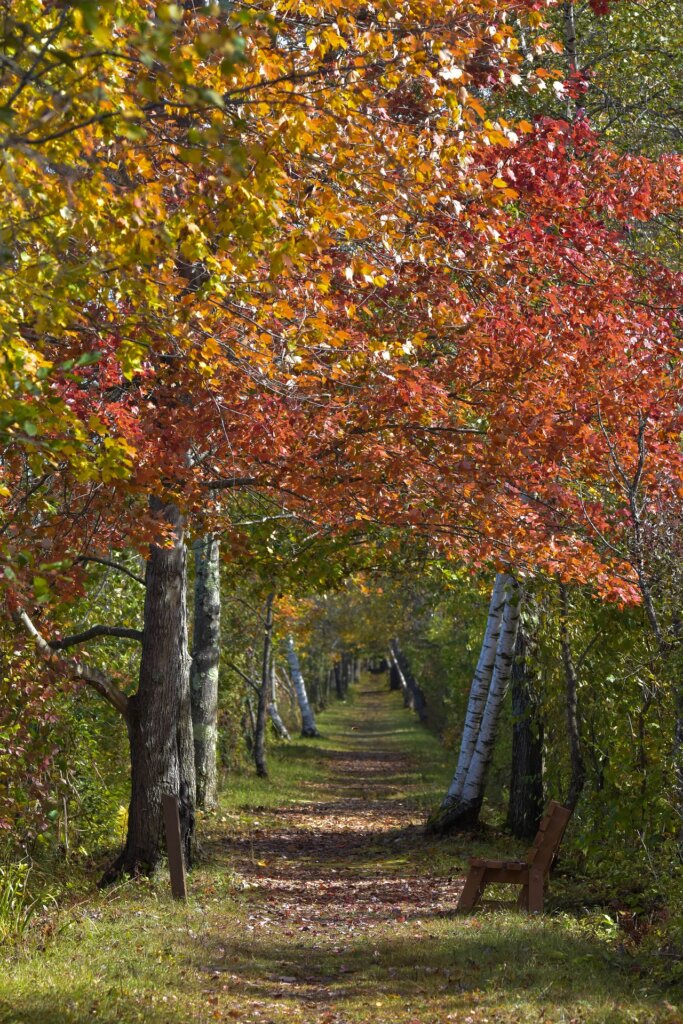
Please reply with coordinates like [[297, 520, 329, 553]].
[[524, 800, 572, 873]]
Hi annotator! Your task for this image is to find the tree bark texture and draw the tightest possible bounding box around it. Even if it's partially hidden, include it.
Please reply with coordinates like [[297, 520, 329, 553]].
[[102, 499, 195, 883], [506, 624, 544, 839], [444, 574, 508, 804], [286, 636, 319, 737], [428, 575, 520, 834], [190, 534, 221, 810]]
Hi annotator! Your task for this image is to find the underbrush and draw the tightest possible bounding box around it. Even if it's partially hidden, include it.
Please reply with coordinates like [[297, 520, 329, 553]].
[[0, 861, 36, 945]]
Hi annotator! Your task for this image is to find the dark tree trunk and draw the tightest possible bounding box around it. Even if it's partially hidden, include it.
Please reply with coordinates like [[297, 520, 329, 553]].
[[389, 658, 401, 691], [190, 534, 221, 810], [560, 585, 586, 811], [334, 660, 345, 700], [506, 625, 544, 839], [254, 593, 274, 777], [390, 639, 428, 722], [102, 499, 195, 883]]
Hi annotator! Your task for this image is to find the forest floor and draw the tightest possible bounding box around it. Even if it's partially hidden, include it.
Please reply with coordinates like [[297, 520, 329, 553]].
[[1, 678, 680, 1024]]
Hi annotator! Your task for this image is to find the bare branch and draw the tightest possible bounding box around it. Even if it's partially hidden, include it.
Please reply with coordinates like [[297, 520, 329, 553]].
[[14, 609, 130, 718], [48, 625, 144, 650], [75, 555, 145, 586], [224, 659, 260, 695]]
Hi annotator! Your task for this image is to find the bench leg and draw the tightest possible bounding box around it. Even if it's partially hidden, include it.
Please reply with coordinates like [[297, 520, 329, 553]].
[[517, 877, 529, 911], [457, 867, 486, 912], [527, 867, 544, 914]]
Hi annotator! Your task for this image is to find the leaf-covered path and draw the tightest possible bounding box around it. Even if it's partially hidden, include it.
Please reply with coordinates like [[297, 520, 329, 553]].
[[1, 679, 679, 1024]]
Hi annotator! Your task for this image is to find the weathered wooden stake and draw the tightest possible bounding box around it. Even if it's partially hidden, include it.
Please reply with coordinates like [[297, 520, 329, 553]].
[[162, 793, 187, 900]]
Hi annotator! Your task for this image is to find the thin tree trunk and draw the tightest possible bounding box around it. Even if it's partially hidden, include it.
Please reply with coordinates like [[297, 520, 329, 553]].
[[389, 656, 402, 692], [190, 534, 220, 810], [559, 585, 585, 811], [428, 576, 520, 834], [254, 594, 274, 777], [286, 636, 319, 737], [506, 623, 544, 839], [390, 639, 427, 723], [391, 643, 413, 709], [444, 574, 509, 805], [267, 657, 290, 740], [102, 498, 195, 883], [458, 579, 521, 815], [268, 701, 290, 740], [334, 660, 345, 700]]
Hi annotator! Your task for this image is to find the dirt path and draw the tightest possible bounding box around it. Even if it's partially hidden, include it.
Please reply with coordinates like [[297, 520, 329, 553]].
[[1, 677, 679, 1024], [211, 681, 459, 929]]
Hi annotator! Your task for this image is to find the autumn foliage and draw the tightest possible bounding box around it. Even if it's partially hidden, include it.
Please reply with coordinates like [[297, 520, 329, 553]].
[[1, 0, 682, 835]]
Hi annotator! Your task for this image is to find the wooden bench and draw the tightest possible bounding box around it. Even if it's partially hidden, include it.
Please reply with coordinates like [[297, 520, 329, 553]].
[[457, 800, 572, 914]]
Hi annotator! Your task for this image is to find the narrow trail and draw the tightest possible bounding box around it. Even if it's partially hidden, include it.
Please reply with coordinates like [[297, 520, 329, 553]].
[[1, 677, 678, 1024], [211, 681, 459, 933]]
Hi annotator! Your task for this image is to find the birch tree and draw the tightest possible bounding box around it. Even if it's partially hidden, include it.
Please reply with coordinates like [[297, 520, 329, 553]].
[[285, 636, 319, 738], [190, 536, 221, 810], [428, 576, 520, 833], [442, 575, 508, 806]]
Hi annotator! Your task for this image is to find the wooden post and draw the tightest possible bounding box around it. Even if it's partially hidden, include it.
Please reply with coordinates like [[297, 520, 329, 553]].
[[162, 793, 187, 900]]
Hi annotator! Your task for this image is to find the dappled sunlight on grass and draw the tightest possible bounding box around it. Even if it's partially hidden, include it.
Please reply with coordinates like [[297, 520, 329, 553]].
[[1, 678, 680, 1024]]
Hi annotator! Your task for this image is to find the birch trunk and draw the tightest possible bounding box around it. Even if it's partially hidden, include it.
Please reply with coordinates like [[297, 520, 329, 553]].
[[286, 636, 319, 737], [459, 580, 520, 812], [267, 658, 290, 740], [444, 574, 508, 805], [268, 702, 290, 740], [427, 576, 519, 834], [190, 534, 220, 810], [102, 498, 195, 882]]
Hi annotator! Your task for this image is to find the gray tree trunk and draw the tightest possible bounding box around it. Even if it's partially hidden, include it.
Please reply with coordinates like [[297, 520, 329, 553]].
[[190, 535, 221, 810], [286, 636, 319, 737], [390, 639, 427, 722], [254, 593, 274, 777], [560, 585, 585, 811], [506, 624, 544, 838], [102, 498, 195, 882], [268, 656, 290, 740]]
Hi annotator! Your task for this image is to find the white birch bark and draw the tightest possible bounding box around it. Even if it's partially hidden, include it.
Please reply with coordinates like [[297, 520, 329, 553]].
[[267, 661, 290, 739], [285, 636, 319, 737], [443, 574, 508, 804], [389, 646, 410, 706], [190, 535, 221, 810], [460, 577, 521, 805], [267, 702, 290, 740]]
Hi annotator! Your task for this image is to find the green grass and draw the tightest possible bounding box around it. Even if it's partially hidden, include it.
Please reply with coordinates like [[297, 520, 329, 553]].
[[1, 679, 680, 1024]]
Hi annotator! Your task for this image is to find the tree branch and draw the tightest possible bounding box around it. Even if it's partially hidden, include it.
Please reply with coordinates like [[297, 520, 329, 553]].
[[224, 659, 260, 695], [75, 555, 145, 586], [48, 625, 144, 650], [14, 609, 130, 719]]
